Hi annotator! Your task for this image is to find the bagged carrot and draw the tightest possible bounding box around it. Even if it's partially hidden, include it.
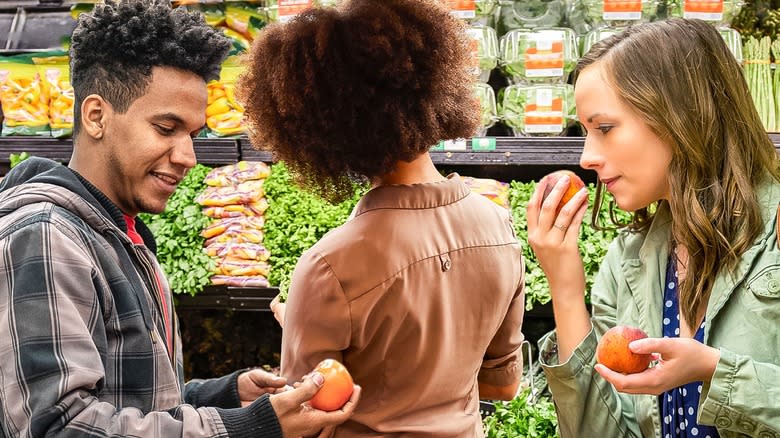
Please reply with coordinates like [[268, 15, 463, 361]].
[[0, 55, 50, 136], [201, 216, 265, 239], [196, 180, 265, 206], [32, 53, 74, 138], [205, 242, 270, 261], [211, 275, 269, 288], [205, 228, 264, 246], [205, 161, 271, 186], [213, 257, 270, 277], [202, 198, 269, 218]]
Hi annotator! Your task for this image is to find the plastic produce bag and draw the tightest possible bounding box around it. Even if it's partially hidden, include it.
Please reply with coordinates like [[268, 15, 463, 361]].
[[202, 198, 269, 218], [211, 274, 270, 288], [213, 257, 270, 277], [201, 216, 266, 239], [225, 1, 268, 39], [206, 57, 246, 137], [206, 242, 271, 260], [461, 176, 510, 208], [499, 28, 577, 85], [197, 180, 265, 206], [32, 53, 74, 138], [205, 228, 265, 246], [205, 161, 271, 186], [0, 55, 50, 136], [499, 84, 569, 136]]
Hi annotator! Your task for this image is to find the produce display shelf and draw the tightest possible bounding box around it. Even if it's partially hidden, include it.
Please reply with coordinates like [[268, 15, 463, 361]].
[[0, 135, 778, 169], [176, 285, 279, 312]]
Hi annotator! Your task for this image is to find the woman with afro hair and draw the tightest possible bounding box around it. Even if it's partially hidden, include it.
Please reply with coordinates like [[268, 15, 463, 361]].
[[240, 0, 526, 436], [0, 1, 358, 437]]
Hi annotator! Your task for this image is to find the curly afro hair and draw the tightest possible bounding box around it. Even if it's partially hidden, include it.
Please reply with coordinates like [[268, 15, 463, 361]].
[[238, 0, 479, 202], [69, 0, 231, 136]]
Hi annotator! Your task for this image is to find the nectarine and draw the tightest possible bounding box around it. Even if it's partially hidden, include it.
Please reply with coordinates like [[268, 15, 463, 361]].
[[541, 170, 585, 213], [596, 326, 652, 374], [310, 359, 354, 411]]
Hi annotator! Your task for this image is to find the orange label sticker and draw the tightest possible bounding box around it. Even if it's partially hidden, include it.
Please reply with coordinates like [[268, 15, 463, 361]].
[[683, 0, 723, 20], [603, 0, 642, 20], [466, 28, 482, 76], [524, 31, 565, 78], [524, 89, 564, 133], [447, 0, 476, 19], [279, 0, 313, 22]]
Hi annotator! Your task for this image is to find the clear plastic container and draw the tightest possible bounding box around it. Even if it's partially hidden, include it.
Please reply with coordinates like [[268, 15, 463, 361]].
[[567, 0, 658, 35], [666, 0, 744, 26], [499, 84, 570, 136], [496, 0, 566, 36], [468, 25, 499, 82], [719, 27, 743, 64], [475, 83, 498, 136], [447, 0, 499, 26], [499, 27, 578, 84], [580, 27, 624, 56]]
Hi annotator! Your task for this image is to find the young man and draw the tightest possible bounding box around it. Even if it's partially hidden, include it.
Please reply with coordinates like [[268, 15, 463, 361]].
[[0, 1, 358, 437]]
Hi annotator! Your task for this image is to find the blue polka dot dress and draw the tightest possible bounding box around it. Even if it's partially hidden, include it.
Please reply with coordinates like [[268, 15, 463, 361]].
[[660, 256, 719, 438]]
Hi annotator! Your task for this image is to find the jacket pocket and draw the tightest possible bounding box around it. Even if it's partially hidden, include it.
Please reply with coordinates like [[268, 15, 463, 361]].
[[746, 265, 780, 299]]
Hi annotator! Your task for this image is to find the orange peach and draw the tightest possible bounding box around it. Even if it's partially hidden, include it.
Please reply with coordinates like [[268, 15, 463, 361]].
[[596, 325, 652, 374], [541, 170, 585, 213]]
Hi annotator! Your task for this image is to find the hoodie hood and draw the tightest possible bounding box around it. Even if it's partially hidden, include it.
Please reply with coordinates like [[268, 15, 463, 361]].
[[0, 157, 157, 253]]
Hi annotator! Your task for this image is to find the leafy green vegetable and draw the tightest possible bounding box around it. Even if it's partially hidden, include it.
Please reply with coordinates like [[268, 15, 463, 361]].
[[499, 85, 569, 136], [508, 180, 632, 309], [9, 152, 30, 169], [264, 162, 365, 300], [469, 25, 500, 79], [475, 83, 498, 134], [482, 387, 560, 437], [139, 164, 213, 296], [499, 28, 577, 85]]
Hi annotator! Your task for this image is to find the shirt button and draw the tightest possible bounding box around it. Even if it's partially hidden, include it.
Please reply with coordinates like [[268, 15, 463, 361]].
[[443, 259, 452, 271], [768, 278, 779, 294]]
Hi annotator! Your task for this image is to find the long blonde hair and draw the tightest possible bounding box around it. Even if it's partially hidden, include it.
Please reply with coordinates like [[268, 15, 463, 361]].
[[576, 18, 780, 329]]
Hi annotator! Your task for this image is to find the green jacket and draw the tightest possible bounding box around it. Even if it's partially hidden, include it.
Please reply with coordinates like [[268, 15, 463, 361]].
[[539, 177, 780, 438]]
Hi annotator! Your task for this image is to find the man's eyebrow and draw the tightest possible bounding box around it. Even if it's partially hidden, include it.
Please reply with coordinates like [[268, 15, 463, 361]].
[[151, 112, 186, 125]]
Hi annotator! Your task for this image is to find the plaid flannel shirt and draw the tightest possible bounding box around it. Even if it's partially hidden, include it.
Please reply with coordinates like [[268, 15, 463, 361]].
[[0, 158, 281, 437]]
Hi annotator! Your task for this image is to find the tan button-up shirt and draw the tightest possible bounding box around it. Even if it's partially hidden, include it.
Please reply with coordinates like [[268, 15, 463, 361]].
[[281, 174, 525, 437]]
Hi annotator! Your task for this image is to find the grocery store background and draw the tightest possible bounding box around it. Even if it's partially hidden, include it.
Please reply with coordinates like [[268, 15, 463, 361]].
[[0, 0, 778, 435]]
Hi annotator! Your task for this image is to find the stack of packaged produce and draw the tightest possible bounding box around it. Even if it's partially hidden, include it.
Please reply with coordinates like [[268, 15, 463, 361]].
[[196, 161, 272, 288]]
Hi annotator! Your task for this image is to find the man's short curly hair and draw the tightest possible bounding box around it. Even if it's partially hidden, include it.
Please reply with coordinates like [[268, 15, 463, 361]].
[[238, 0, 479, 202], [69, 0, 231, 136]]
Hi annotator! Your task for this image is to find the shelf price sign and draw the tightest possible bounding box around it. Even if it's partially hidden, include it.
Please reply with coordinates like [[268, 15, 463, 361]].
[[524, 88, 565, 134], [446, 0, 476, 19], [683, 0, 723, 21], [471, 137, 496, 151], [603, 0, 642, 20], [278, 0, 313, 22], [525, 30, 565, 78]]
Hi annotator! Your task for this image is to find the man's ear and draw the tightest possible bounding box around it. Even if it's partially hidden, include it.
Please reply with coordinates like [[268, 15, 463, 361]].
[[81, 94, 110, 140]]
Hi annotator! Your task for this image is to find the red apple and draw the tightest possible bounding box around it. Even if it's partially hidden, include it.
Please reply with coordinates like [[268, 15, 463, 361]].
[[596, 326, 652, 374], [541, 170, 586, 213]]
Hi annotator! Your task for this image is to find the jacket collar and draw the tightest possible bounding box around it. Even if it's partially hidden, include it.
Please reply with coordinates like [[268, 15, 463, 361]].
[[352, 173, 471, 217]]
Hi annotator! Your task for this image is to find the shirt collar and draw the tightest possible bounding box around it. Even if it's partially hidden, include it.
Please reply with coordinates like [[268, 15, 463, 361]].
[[353, 173, 470, 217]]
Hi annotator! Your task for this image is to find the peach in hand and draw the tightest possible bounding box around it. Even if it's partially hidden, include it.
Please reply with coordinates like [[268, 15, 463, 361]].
[[541, 170, 586, 213], [596, 325, 652, 374]]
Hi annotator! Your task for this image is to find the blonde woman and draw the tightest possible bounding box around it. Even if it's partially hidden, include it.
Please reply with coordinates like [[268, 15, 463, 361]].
[[527, 18, 780, 437]]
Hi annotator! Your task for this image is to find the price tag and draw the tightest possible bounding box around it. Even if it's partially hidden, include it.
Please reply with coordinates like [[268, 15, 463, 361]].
[[525, 31, 565, 78], [278, 0, 313, 22], [442, 139, 468, 151], [683, 0, 723, 21], [471, 137, 497, 151], [603, 0, 642, 20], [524, 89, 564, 134]]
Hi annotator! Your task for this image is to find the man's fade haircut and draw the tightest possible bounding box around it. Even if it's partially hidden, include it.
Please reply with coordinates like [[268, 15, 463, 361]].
[[69, 0, 231, 136]]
